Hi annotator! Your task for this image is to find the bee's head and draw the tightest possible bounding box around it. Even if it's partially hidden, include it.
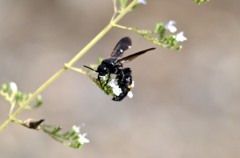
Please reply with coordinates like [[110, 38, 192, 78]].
[[96, 64, 109, 76]]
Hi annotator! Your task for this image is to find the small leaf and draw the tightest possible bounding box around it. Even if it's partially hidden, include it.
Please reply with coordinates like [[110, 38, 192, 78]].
[[69, 141, 81, 148], [154, 23, 165, 38], [1, 83, 11, 93], [33, 95, 43, 108], [51, 126, 62, 134], [193, 0, 209, 5], [119, 0, 128, 10]]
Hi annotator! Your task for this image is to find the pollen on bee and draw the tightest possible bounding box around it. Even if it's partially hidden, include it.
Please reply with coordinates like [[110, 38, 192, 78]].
[[128, 84, 132, 89]]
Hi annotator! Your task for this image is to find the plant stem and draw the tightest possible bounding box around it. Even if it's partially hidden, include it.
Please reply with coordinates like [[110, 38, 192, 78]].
[[0, 0, 138, 132], [112, 23, 133, 30]]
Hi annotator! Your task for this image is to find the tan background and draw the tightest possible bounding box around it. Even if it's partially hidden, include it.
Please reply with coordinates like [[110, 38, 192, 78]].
[[1, 0, 240, 158]]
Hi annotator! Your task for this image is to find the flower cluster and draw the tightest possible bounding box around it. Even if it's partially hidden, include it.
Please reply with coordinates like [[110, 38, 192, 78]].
[[118, 20, 187, 51], [41, 124, 90, 149], [108, 79, 134, 99], [0, 82, 43, 114], [164, 20, 187, 42], [108, 79, 122, 96], [72, 125, 90, 145]]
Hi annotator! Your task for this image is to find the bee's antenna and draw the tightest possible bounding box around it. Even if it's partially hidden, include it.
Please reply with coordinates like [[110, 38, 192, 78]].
[[83, 65, 96, 72]]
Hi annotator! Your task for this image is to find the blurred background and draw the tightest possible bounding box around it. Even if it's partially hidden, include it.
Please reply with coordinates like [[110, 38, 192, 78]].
[[1, 0, 240, 158]]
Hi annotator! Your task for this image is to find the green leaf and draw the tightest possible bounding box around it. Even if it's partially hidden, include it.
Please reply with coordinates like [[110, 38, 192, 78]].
[[33, 95, 43, 108], [154, 23, 165, 38], [1, 83, 10, 93], [119, 0, 128, 10], [193, 0, 209, 5]]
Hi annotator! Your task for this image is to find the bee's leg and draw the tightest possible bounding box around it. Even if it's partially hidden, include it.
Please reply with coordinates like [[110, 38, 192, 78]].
[[103, 73, 111, 88], [97, 75, 103, 87]]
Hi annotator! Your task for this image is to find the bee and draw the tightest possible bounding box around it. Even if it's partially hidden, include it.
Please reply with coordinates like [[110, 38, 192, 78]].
[[84, 37, 155, 101]]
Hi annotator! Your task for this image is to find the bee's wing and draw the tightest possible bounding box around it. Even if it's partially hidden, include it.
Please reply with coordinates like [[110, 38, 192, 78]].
[[109, 37, 132, 58], [118, 47, 156, 64]]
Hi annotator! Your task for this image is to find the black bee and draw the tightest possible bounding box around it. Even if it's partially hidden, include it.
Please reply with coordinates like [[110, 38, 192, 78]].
[[84, 37, 156, 101]]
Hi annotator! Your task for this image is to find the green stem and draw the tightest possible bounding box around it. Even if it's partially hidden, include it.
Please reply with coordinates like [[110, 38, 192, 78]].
[[0, 0, 138, 132], [112, 23, 133, 30]]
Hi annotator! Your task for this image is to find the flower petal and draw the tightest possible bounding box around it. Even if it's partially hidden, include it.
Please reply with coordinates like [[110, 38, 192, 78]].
[[112, 86, 122, 96], [78, 133, 90, 144], [108, 79, 122, 96], [72, 125, 80, 133], [127, 91, 133, 98], [165, 21, 177, 33], [9, 82, 18, 92], [175, 31, 187, 42], [138, 0, 147, 5]]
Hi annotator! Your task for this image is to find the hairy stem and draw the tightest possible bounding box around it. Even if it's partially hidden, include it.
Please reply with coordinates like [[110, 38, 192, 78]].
[[0, 0, 138, 132]]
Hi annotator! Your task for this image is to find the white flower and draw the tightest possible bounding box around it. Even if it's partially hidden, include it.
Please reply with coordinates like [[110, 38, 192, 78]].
[[165, 21, 177, 33], [108, 79, 116, 87], [72, 125, 90, 144], [165, 21, 187, 42], [78, 133, 90, 144], [127, 91, 133, 98], [113, 87, 122, 96], [9, 82, 18, 92], [72, 125, 80, 133], [108, 79, 122, 96], [175, 31, 187, 42], [138, 0, 147, 5]]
